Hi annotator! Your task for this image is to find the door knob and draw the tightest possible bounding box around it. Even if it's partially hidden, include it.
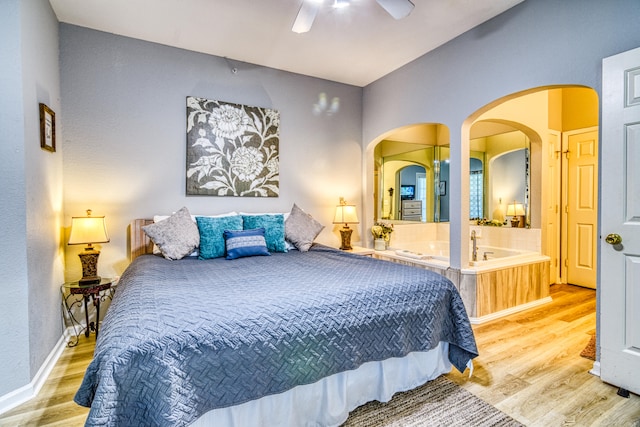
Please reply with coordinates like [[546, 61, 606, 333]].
[[605, 233, 622, 245]]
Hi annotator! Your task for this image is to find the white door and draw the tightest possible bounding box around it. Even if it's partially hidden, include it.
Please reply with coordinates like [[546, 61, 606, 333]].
[[566, 128, 599, 289], [600, 46, 640, 395]]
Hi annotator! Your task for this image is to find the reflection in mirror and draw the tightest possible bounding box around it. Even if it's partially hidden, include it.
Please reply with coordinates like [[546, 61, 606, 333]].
[[434, 146, 449, 222], [469, 126, 530, 227], [374, 124, 450, 223], [469, 157, 483, 220], [380, 147, 432, 221]]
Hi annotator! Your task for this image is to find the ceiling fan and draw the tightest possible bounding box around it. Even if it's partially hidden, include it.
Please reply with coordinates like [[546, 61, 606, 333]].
[[292, 0, 415, 33]]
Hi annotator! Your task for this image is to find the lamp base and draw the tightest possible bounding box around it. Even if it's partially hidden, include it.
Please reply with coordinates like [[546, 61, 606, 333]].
[[510, 216, 526, 228], [78, 250, 101, 285], [339, 228, 353, 250]]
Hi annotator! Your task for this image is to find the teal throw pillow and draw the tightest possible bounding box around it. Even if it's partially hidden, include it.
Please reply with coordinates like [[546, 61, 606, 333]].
[[197, 215, 243, 259], [242, 214, 287, 253]]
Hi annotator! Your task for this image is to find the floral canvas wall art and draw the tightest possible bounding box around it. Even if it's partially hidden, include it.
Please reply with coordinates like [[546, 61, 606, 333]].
[[186, 97, 280, 197]]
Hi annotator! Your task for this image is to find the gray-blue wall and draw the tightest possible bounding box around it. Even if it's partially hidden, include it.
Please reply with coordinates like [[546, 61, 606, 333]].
[[59, 24, 364, 280], [23, 0, 64, 385], [364, 0, 640, 141], [363, 0, 640, 266], [0, 0, 31, 396], [0, 0, 63, 397]]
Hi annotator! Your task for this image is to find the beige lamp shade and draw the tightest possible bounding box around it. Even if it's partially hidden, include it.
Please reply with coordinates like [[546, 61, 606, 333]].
[[68, 210, 110, 247], [69, 210, 109, 285], [333, 204, 359, 226], [506, 202, 525, 217]]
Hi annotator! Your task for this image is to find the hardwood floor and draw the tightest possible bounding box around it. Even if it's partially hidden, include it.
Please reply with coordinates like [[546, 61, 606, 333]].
[[0, 337, 92, 426], [1, 284, 638, 426], [448, 283, 640, 426]]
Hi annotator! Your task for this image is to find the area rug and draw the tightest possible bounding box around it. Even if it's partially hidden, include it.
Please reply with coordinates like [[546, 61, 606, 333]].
[[580, 334, 596, 361], [343, 376, 524, 427]]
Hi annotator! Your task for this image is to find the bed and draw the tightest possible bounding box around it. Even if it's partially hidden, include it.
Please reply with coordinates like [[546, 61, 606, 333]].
[[74, 215, 478, 426]]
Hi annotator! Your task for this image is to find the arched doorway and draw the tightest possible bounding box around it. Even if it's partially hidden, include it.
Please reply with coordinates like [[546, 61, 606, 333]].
[[464, 86, 599, 287]]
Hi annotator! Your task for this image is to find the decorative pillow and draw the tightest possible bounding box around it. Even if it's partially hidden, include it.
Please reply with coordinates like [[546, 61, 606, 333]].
[[240, 211, 290, 220], [224, 228, 271, 260], [197, 215, 243, 259], [142, 207, 200, 260], [152, 211, 237, 256], [285, 203, 325, 252], [242, 214, 287, 253]]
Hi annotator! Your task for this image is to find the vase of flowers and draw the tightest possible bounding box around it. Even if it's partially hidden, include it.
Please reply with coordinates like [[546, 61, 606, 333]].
[[371, 222, 394, 250]]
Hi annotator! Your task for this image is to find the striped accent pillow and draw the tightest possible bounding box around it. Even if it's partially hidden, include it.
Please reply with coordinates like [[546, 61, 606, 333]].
[[223, 228, 271, 260]]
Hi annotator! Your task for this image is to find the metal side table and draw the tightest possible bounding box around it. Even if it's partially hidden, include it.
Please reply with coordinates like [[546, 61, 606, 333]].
[[61, 277, 116, 347]]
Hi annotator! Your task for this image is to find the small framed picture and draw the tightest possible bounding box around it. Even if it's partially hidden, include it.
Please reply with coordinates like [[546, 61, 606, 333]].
[[438, 181, 446, 196], [39, 103, 56, 152]]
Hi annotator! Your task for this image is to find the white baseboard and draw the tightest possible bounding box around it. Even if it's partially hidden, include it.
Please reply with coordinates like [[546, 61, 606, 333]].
[[0, 329, 73, 416], [469, 296, 553, 325], [589, 361, 601, 377]]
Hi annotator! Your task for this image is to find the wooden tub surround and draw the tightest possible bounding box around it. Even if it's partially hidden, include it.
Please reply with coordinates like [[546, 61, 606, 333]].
[[463, 259, 550, 321], [374, 252, 551, 324]]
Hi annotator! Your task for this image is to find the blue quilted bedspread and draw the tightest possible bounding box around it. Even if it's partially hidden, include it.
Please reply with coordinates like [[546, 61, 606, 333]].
[[75, 245, 478, 426]]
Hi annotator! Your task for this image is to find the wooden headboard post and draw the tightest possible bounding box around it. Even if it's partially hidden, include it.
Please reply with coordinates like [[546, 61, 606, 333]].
[[130, 219, 154, 261]]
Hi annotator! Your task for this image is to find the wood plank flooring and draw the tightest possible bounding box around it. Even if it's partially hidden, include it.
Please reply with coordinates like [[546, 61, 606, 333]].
[[0, 338, 93, 426], [1, 284, 639, 426], [448, 283, 640, 426]]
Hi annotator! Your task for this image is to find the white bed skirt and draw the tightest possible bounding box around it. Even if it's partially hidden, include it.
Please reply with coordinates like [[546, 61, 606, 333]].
[[191, 342, 451, 427]]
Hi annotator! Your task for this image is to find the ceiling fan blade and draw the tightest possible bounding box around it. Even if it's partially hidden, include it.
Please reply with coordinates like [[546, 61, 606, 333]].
[[376, 0, 414, 20], [292, 1, 320, 33]]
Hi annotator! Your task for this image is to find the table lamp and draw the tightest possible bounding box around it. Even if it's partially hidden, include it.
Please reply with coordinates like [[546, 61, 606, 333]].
[[333, 197, 359, 250], [506, 201, 525, 228], [68, 209, 110, 285]]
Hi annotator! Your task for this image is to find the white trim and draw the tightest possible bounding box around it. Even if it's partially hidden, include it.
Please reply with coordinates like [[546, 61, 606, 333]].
[[469, 296, 553, 325], [589, 361, 601, 377], [0, 329, 72, 415]]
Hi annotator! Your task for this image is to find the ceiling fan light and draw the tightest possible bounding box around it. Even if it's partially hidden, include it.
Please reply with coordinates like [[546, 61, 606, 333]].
[[376, 0, 414, 19]]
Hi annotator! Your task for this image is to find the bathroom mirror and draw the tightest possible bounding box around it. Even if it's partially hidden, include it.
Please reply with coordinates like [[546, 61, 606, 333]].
[[469, 122, 531, 226], [374, 124, 450, 223], [379, 145, 430, 222]]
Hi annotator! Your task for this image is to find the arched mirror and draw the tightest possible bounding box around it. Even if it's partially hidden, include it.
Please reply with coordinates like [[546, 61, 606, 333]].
[[374, 124, 450, 223], [469, 122, 531, 227]]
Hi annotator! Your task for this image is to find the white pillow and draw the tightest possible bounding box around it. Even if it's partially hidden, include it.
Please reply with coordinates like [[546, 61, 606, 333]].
[[152, 211, 237, 256]]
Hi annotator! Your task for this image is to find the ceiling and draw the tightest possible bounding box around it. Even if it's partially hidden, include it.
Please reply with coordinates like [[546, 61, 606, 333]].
[[49, 0, 524, 87]]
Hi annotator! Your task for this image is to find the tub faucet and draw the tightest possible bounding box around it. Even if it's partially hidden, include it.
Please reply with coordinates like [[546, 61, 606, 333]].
[[483, 251, 494, 261], [471, 230, 478, 261]]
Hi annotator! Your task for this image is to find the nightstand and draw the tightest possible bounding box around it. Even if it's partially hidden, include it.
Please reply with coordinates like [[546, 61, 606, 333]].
[[61, 277, 116, 346], [346, 246, 375, 257]]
